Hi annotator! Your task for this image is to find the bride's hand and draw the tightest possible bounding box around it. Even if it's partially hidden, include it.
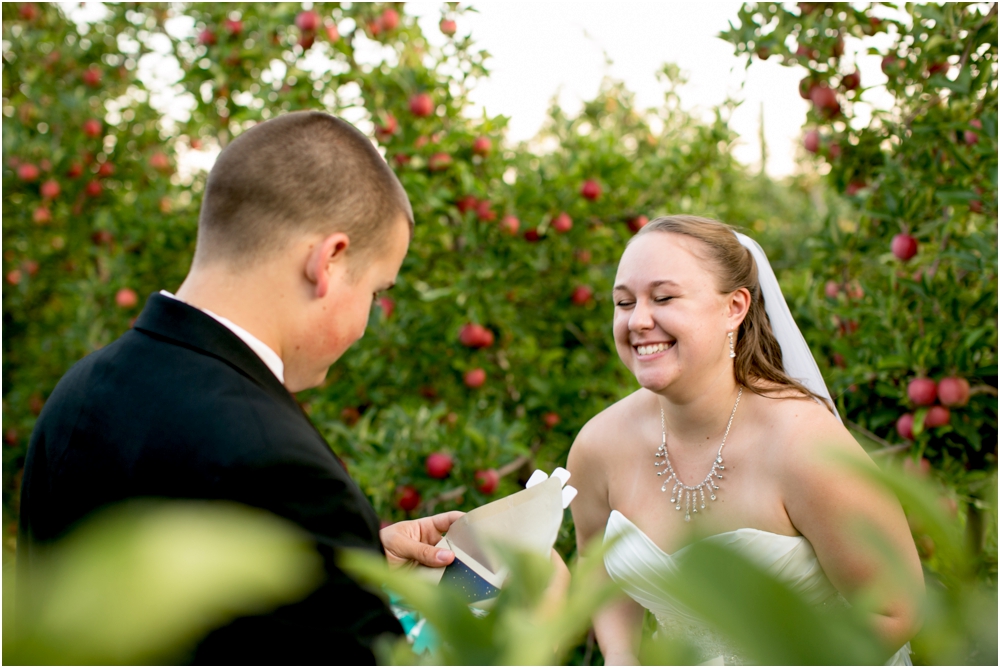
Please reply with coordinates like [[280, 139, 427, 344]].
[[380, 510, 464, 568]]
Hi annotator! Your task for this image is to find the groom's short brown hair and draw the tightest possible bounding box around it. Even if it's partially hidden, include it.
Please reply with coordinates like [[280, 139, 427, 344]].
[[195, 111, 413, 267]]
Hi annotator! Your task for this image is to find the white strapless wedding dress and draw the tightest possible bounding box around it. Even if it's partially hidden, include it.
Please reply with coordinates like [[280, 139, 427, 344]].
[[604, 510, 912, 666]]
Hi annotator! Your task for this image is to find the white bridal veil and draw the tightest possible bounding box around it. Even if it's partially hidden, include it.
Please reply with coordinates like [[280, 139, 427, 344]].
[[734, 232, 842, 422]]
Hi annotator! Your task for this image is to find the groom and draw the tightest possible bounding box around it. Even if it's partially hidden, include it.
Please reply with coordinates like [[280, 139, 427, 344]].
[[18, 111, 459, 664]]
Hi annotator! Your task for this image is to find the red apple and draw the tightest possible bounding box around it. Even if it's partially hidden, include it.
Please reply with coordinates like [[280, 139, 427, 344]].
[[845, 180, 866, 196], [340, 406, 361, 426], [810, 85, 839, 112], [85, 180, 103, 197], [627, 215, 649, 233], [380, 8, 399, 31], [902, 457, 931, 478], [907, 377, 937, 406], [409, 93, 434, 117], [325, 23, 340, 42], [378, 297, 395, 318], [881, 55, 905, 74], [896, 413, 915, 440], [299, 32, 316, 49], [17, 163, 40, 181], [755, 46, 770, 60], [841, 70, 861, 90], [197, 28, 216, 46], [827, 142, 841, 160], [472, 136, 492, 155], [924, 405, 950, 428], [475, 469, 499, 494], [937, 377, 970, 407], [426, 452, 453, 479], [501, 215, 520, 236], [523, 228, 541, 242], [969, 200, 983, 214], [149, 152, 171, 173], [97, 161, 114, 178], [964, 118, 981, 145], [40, 179, 60, 199], [845, 281, 864, 300], [6, 269, 22, 286], [367, 18, 383, 37], [92, 230, 114, 246], [375, 113, 398, 139], [4, 428, 18, 447], [223, 18, 242, 36], [890, 234, 918, 261], [82, 118, 102, 138], [803, 129, 821, 153], [475, 199, 496, 222], [29, 394, 44, 416], [397, 485, 421, 512], [440, 19, 457, 36], [427, 152, 452, 171], [926, 61, 950, 77], [464, 368, 486, 388], [115, 287, 138, 309], [456, 195, 478, 214], [459, 323, 493, 348], [824, 280, 841, 299], [572, 285, 594, 305], [82, 65, 102, 87], [581, 179, 602, 201], [67, 162, 84, 178], [23, 259, 39, 276], [576, 249, 592, 264], [19, 3, 38, 20], [33, 206, 52, 224], [543, 412, 560, 429], [295, 10, 319, 32], [552, 212, 572, 233], [832, 352, 846, 368]]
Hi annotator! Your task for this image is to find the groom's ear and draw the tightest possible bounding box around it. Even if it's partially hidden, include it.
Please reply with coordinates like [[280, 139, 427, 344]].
[[304, 232, 351, 299], [726, 286, 752, 329]]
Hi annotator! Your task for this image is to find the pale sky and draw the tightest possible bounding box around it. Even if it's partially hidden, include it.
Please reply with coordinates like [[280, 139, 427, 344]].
[[406, 1, 897, 177], [66, 2, 901, 178]]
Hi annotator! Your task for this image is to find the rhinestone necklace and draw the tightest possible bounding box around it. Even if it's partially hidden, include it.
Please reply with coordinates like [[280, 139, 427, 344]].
[[655, 386, 743, 522]]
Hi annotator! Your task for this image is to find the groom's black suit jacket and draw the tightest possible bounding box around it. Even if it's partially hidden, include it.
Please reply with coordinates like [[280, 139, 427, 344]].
[[18, 293, 402, 665]]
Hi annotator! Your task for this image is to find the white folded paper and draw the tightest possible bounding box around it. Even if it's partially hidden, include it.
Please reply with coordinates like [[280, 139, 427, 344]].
[[414, 468, 576, 600]]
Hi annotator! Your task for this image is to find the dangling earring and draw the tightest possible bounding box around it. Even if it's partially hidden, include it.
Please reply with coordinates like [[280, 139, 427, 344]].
[[728, 331, 736, 358]]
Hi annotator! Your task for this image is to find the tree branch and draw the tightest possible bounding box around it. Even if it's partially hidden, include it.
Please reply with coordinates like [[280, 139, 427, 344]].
[[847, 419, 905, 454]]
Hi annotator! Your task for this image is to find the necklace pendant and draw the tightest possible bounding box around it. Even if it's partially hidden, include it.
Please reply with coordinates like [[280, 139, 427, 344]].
[[653, 387, 742, 522]]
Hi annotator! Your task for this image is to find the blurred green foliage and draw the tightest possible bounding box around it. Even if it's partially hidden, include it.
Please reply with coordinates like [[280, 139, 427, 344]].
[[3, 501, 322, 664]]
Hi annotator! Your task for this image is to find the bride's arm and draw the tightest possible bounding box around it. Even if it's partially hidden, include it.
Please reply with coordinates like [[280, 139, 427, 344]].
[[568, 422, 645, 665], [779, 401, 924, 653]]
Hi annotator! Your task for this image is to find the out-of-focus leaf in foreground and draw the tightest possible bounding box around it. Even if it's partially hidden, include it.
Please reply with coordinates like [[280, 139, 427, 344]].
[[340, 536, 621, 665], [656, 540, 887, 665], [5, 501, 323, 665]]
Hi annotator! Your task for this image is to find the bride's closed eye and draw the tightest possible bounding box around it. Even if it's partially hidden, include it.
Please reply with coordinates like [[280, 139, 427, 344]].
[[615, 296, 674, 308]]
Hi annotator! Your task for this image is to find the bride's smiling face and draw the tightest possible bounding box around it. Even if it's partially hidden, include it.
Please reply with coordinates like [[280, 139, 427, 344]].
[[613, 232, 740, 394]]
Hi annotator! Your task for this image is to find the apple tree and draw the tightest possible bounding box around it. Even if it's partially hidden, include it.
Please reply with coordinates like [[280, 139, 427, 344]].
[[722, 2, 998, 569]]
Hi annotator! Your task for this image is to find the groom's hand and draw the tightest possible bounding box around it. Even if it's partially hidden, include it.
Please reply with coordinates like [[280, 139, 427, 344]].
[[380, 511, 464, 568]]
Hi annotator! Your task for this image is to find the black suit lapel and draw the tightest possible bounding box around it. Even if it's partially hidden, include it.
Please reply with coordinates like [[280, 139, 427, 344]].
[[133, 293, 298, 410]]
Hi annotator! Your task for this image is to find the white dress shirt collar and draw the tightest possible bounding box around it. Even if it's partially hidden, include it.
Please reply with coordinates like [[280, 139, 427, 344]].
[[159, 290, 285, 384]]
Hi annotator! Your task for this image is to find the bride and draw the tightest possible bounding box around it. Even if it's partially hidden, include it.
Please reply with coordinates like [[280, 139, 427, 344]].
[[567, 215, 922, 665]]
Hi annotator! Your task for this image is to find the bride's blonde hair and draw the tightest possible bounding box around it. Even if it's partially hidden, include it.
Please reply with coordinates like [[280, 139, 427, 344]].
[[631, 215, 831, 410]]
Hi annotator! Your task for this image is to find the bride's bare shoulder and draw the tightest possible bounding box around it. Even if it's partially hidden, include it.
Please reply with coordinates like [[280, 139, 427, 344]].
[[568, 388, 653, 465]]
